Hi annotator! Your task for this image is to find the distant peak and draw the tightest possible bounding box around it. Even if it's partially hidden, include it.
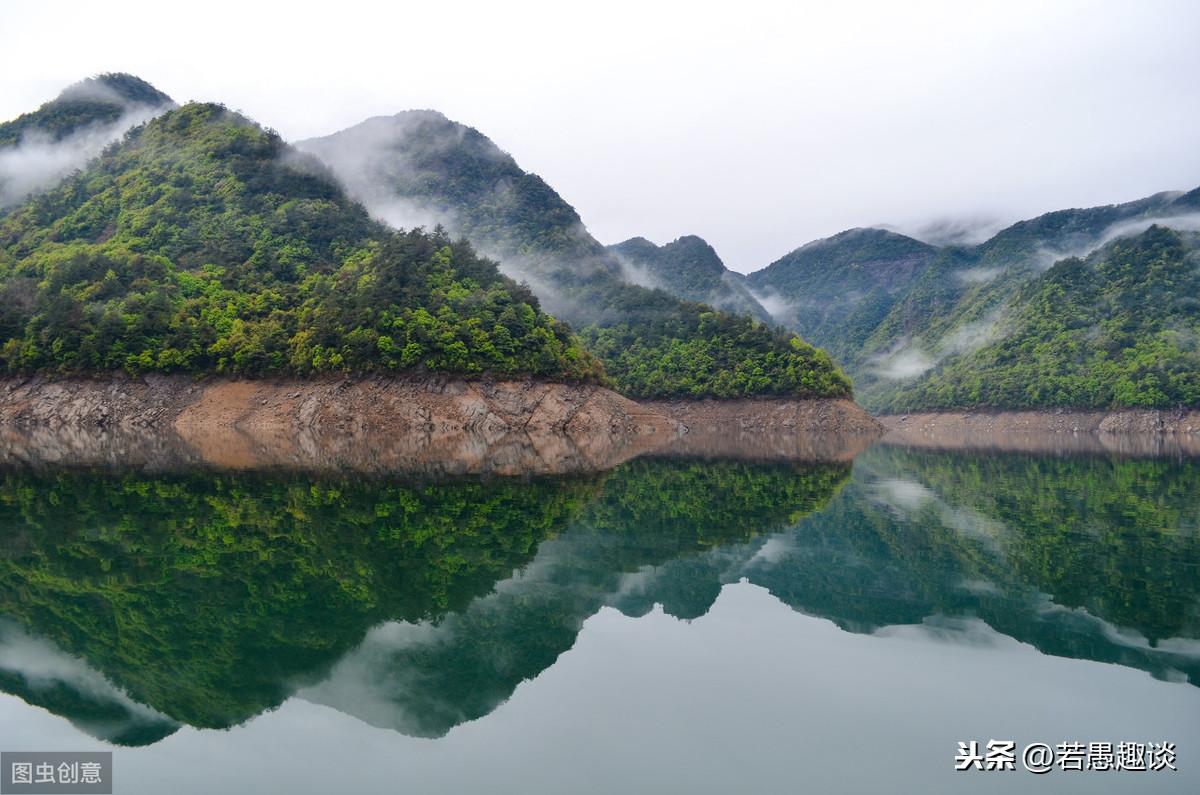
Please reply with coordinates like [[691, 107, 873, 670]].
[[832, 227, 907, 241], [613, 236, 656, 248], [392, 108, 453, 122], [56, 73, 173, 108], [795, 226, 932, 252]]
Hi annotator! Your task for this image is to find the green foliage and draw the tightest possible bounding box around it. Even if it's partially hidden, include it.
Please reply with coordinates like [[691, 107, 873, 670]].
[[581, 303, 852, 399], [0, 73, 172, 148], [0, 103, 603, 381], [301, 112, 851, 399], [883, 227, 1200, 410], [608, 235, 771, 322], [742, 191, 1200, 409], [746, 227, 939, 365]]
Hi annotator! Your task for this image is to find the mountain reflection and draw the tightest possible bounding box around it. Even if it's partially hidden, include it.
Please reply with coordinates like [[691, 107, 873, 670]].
[[1, 444, 1197, 744]]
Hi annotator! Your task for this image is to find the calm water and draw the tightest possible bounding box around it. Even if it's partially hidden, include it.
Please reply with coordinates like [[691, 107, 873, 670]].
[[0, 442, 1197, 793]]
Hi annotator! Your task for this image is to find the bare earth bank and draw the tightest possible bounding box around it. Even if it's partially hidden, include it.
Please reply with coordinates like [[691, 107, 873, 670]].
[[0, 376, 881, 475], [880, 409, 1200, 456], [644, 398, 883, 436], [0, 374, 669, 476]]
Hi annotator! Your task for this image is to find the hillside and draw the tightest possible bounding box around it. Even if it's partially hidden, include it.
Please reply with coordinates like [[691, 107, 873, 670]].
[[856, 191, 1200, 408], [746, 228, 941, 365], [0, 73, 174, 208], [880, 226, 1200, 411], [0, 102, 601, 381], [299, 113, 851, 399], [608, 235, 771, 322], [744, 190, 1200, 410], [297, 111, 621, 292]]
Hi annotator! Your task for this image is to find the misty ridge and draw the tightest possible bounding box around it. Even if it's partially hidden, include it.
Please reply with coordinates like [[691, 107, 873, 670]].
[[0, 74, 174, 208], [0, 108, 160, 207], [2, 72, 1198, 412], [865, 206, 1200, 385], [293, 110, 629, 325], [0, 80, 853, 402]]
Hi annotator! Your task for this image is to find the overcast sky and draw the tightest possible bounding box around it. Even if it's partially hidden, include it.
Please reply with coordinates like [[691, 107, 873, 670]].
[[2, 0, 1198, 272]]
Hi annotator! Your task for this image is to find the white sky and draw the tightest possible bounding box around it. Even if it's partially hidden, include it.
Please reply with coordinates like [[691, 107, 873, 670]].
[[2, 0, 1198, 272]]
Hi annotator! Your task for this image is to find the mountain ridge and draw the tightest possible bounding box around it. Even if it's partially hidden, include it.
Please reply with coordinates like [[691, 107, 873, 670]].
[[299, 111, 853, 400], [0, 73, 175, 209], [608, 234, 772, 322], [0, 100, 603, 382]]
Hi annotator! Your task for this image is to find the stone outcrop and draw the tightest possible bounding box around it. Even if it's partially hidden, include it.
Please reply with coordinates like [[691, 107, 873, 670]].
[[0, 375, 885, 475], [880, 409, 1200, 457]]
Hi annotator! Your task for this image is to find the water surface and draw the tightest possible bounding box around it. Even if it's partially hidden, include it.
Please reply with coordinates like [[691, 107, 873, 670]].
[[0, 441, 1197, 792]]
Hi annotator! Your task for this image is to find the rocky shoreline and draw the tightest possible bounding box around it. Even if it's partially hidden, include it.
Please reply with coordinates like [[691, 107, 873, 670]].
[[644, 397, 884, 436], [880, 409, 1200, 456], [0, 375, 881, 475]]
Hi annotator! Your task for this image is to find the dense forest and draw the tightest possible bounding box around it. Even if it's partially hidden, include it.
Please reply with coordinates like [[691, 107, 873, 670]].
[[607, 235, 771, 322], [299, 111, 852, 399], [0, 73, 172, 148], [745, 227, 941, 365], [881, 226, 1200, 410], [580, 303, 850, 399], [739, 189, 1200, 410], [5, 73, 1196, 410], [0, 103, 603, 381]]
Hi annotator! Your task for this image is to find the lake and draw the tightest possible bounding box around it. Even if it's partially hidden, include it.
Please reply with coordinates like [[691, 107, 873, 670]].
[[0, 439, 1197, 793]]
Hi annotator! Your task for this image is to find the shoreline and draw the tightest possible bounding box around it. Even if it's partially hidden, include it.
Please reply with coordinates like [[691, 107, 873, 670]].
[[0, 374, 880, 475], [879, 408, 1200, 457]]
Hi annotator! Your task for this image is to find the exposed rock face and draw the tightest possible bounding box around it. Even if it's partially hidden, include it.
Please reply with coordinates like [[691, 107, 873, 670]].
[[643, 398, 884, 437], [880, 410, 1200, 457], [0, 376, 885, 475], [0, 374, 673, 477]]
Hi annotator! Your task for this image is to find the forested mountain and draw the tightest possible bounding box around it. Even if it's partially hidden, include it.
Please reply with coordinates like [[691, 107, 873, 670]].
[[881, 226, 1200, 411], [746, 228, 941, 365], [0, 73, 174, 208], [608, 235, 771, 322], [298, 113, 851, 399], [745, 189, 1200, 410], [296, 112, 624, 288], [9, 74, 1189, 410], [0, 102, 601, 380]]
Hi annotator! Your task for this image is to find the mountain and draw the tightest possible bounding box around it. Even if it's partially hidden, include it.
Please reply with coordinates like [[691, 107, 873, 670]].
[[607, 235, 772, 322], [0, 101, 601, 381], [296, 111, 620, 291], [298, 113, 851, 400], [746, 228, 941, 364], [0, 73, 174, 208], [854, 190, 1200, 409], [745, 189, 1200, 410], [881, 225, 1200, 411]]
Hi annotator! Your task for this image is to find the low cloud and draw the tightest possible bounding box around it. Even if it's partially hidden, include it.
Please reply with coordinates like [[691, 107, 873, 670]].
[[871, 309, 1005, 381], [0, 104, 167, 208], [611, 251, 664, 290], [874, 347, 936, 380], [1029, 212, 1200, 272], [746, 285, 795, 321], [893, 215, 1009, 247], [955, 266, 1002, 284]]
